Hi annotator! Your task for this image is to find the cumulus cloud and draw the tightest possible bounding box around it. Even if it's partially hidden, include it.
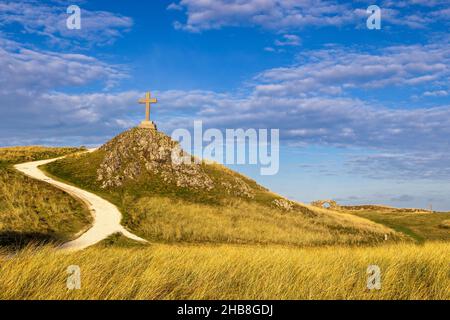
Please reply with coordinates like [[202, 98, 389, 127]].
[[0, 0, 133, 47], [169, 0, 356, 32], [0, 89, 140, 146], [0, 39, 127, 91], [169, 0, 449, 32], [0, 36, 135, 145], [155, 91, 450, 157], [255, 44, 450, 96]]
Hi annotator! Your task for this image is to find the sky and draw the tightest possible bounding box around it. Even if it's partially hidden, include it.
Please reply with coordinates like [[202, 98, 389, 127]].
[[0, 0, 449, 210]]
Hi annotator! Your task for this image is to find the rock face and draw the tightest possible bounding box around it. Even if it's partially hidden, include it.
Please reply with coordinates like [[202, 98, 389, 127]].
[[96, 128, 214, 190]]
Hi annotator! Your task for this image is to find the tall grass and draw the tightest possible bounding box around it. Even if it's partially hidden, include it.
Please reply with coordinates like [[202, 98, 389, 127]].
[[0, 242, 447, 300], [126, 196, 401, 246], [0, 146, 91, 248]]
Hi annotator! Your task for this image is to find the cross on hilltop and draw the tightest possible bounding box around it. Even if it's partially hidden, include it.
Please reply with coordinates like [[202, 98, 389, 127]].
[[138, 91, 158, 130]]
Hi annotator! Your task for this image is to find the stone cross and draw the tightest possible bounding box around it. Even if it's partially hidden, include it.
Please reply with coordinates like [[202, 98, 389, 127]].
[[138, 91, 157, 122], [138, 91, 158, 129]]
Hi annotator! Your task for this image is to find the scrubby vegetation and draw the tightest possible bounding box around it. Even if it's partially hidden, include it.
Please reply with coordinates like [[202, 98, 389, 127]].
[[0, 241, 447, 300], [0, 146, 91, 248]]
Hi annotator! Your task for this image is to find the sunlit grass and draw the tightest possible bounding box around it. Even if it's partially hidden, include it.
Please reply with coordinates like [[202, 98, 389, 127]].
[[0, 146, 91, 248], [0, 241, 447, 300], [0, 146, 83, 164], [126, 196, 401, 246]]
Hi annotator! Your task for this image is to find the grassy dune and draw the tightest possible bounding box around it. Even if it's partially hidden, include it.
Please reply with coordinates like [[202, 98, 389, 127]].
[[0, 241, 448, 300], [44, 150, 401, 246], [0, 146, 91, 248], [344, 209, 450, 243]]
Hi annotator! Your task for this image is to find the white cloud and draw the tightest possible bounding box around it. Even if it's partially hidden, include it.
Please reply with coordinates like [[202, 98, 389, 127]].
[[0, 38, 127, 91], [423, 90, 449, 97], [274, 34, 301, 46], [0, 0, 133, 47], [347, 152, 450, 180], [254, 44, 450, 96], [170, 0, 356, 32], [169, 0, 450, 32], [0, 35, 135, 144]]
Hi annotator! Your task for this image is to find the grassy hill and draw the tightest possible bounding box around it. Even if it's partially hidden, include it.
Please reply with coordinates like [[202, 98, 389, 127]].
[[341, 207, 450, 243], [0, 146, 91, 248], [43, 128, 401, 246]]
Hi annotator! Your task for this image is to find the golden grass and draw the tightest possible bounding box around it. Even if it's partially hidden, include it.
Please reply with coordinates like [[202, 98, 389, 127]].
[[125, 196, 401, 246], [0, 146, 91, 247], [0, 146, 83, 164], [0, 241, 447, 300], [0, 168, 92, 245]]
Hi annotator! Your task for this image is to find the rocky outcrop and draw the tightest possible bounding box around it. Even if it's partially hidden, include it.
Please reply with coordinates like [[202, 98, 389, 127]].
[[221, 176, 255, 198], [311, 200, 340, 210], [96, 128, 214, 190], [273, 198, 295, 211]]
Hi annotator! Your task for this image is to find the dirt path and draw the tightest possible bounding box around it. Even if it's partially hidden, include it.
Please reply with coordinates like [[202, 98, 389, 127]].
[[14, 152, 147, 251]]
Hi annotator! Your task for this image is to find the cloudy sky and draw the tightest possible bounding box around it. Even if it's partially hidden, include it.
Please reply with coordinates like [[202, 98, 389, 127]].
[[1, 0, 449, 210]]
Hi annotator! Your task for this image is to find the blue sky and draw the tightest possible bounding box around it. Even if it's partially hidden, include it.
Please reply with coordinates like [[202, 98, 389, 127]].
[[1, 0, 449, 210]]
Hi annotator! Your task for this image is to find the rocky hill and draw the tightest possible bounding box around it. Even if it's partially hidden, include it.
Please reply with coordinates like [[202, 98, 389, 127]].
[[95, 127, 265, 200], [97, 128, 214, 190]]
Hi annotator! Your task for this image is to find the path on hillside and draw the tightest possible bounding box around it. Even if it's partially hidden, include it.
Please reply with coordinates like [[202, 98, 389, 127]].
[[14, 151, 147, 251]]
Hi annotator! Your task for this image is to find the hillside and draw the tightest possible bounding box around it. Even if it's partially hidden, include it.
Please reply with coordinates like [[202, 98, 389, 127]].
[[311, 201, 450, 242], [44, 127, 401, 246], [0, 146, 91, 248], [343, 207, 450, 243]]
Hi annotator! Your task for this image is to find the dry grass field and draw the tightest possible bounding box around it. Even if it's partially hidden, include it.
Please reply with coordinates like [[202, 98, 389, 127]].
[[0, 240, 447, 300], [0, 146, 91, 248], [125, 196, 402, 246]]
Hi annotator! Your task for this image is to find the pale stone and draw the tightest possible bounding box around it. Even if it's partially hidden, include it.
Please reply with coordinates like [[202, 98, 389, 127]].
[[139, 120, 157, 130]]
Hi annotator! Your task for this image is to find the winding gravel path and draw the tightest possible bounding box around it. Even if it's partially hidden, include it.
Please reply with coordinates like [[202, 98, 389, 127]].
[[14, 152, 147, 251]]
